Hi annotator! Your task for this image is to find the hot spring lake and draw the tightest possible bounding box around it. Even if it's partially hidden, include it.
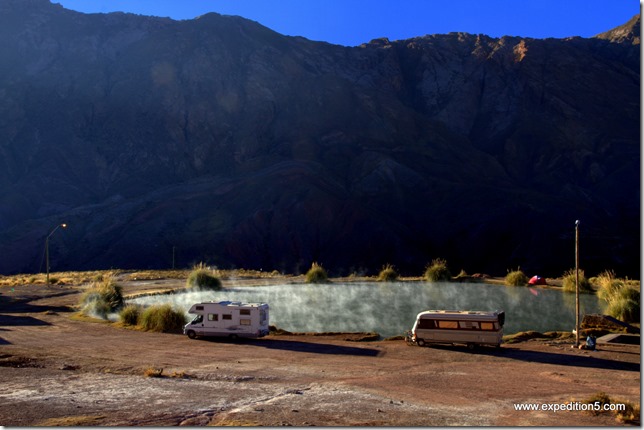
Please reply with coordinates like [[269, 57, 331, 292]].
[[129, 281, 604, 338]]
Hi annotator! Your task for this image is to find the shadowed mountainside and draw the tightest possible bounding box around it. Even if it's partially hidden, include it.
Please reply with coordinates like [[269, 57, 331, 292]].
[[0, 0, 639, 277]]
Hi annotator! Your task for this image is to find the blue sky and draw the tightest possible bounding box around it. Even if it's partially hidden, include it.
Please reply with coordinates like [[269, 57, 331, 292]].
[[54, 0, 639, 46]]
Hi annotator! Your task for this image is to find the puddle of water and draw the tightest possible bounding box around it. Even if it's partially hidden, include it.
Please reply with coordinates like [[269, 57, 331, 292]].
[[129, 282, 603, 337]]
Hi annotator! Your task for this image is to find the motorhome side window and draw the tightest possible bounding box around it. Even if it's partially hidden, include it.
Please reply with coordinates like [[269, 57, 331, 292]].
[[208, 314, 218, 321], [223, 314, 232, 320], [418, 319, 435, 329], [437, 320, 459, 329], [459, 321, 479, 329], [240, 309, 251, 315], [480, 322, 494, 330], [196, 305, 204, 311]]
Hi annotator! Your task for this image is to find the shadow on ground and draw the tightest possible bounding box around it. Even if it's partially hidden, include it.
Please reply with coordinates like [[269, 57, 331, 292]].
[[0, 314, 52, 327], [420, 343, 639, 372], [0, 300, 73, 314], [199, 337, 381, 357]]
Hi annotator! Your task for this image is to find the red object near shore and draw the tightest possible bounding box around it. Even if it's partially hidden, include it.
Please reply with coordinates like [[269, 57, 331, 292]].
[[528, 275, 547, 285]]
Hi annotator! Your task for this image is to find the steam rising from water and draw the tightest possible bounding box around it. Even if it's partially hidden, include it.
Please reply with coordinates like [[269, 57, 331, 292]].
[[129, 282, 603, 337]]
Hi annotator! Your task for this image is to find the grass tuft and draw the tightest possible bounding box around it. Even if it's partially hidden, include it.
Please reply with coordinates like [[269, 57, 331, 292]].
[[144, 367, 164, 378], [119, 304, 143, 326], [593, 270, 640, 323], [582, 392, 640, 424], [305, 262, 328, 284], [377, 264, 399, 282], [36, 415, 106, 426], [79, 273, 124, 318], [505, 268, 528, 286], [606, 286, 640, 323], [423, 258, 452, 282], [139, 304, 186, 332], [562, 268, 592, 293], [186, 262, 222, 290]]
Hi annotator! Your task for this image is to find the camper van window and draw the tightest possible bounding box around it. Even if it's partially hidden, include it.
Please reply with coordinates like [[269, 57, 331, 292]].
[[240, 309, 251, 315], [438, 320, 459, 329], [418, 319, 435, 329], [193, 315, 203, 324], [240, 319, 251, 325], [223, 314, 232, 320], [480, 322, 494, 330], [459, 321, 479, 329], [208, 314, 218, 321], [196, 306, 204, 311]]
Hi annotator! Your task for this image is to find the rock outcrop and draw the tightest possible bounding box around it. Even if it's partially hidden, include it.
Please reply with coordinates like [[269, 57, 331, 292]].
[[0, 0, 639, 277]]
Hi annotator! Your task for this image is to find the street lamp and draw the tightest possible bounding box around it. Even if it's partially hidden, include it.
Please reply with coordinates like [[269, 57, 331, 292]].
[[46, 223, 67, 285], [575, 219, 580, 347]]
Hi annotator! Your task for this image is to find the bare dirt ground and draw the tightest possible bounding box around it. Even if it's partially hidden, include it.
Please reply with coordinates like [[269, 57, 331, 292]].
[[0, 277, 640, 426]]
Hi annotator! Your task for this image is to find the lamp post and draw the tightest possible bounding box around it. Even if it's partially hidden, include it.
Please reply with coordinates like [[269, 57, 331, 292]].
[[575, 219, 580, 347], [46, 223, 67, 285]]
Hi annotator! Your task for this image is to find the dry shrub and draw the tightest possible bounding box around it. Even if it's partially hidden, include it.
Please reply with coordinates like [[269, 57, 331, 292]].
[[119, 304, 143, 326], [377, 264, 399, 282], [186, 262, 222, 290], [583, 392, 640, 425], [505, 269, 528, 286], [36, 415, 106, 426], [562, 268, 592, 292], [144, 367, 164, 378], [595, 270, 640, 323], [305, 262, 328, 283], [424, 258, 452, 282], [140, 304, 186, 332], [606, 286, 640, 323], [80, 274, 123, 318], [595, 270, 622, 301]]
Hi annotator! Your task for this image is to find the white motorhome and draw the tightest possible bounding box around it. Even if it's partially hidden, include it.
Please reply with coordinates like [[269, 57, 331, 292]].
[[183, 301, 269, 339], [411, 309, 505, 349]]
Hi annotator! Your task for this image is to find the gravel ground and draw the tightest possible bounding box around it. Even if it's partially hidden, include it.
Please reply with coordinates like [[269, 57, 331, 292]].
[[0, 279, 639, 426]]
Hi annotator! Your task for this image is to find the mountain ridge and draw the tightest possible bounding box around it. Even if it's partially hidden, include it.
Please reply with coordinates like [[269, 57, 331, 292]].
[[595, 14, 640, 44], [0, 1, 639, 277]]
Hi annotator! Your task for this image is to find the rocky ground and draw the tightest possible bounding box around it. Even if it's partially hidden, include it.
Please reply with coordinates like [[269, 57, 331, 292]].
[[0, 277, 640, 426]]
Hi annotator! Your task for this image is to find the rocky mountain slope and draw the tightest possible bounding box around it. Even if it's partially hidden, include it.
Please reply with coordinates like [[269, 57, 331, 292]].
[[0, 0, 639, 277]]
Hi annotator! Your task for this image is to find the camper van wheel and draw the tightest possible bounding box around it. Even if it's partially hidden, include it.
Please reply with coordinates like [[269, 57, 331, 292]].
[[186, 330, 197, 339], [466, 343, 476, 350], [416, 339, 426, 347]]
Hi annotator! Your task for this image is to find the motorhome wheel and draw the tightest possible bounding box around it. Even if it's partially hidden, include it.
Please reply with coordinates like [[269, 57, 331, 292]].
[[186, 330, 196, 339]]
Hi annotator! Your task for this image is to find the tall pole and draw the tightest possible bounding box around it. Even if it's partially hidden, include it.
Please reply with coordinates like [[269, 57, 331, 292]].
[[46, 223, 67, 285], [45, 235, 50, 284], [575, 219, 580, 347]]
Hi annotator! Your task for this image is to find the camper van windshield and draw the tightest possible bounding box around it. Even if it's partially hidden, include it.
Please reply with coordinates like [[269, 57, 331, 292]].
[[192, 315, 203, 324]]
